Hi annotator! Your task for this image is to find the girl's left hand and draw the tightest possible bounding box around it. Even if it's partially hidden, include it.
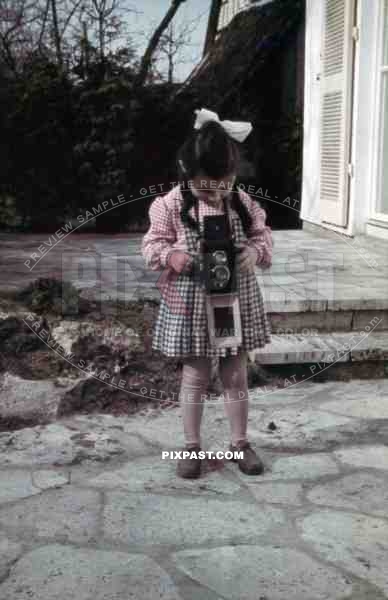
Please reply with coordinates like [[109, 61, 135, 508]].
[[235, 245, 258, 273]]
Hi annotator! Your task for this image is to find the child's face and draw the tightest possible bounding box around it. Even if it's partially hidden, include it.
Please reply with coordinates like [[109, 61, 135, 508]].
[[191, 173, 236, 205]]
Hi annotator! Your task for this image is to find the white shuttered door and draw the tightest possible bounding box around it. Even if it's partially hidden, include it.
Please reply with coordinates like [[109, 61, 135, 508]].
[[319, 0, 356, 226]]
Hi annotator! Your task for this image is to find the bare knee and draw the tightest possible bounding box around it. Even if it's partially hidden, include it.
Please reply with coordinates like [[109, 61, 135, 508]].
[[223, 369, 246, 390], [182, 357, 211, 387], [219, 352, 247, 390]]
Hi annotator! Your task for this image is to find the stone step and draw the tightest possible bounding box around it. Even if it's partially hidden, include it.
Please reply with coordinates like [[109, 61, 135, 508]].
[[268, 310, 388, 334], [260, 280, 388, 315], [249, 331, 388, 365], [137, 273, 388, 334]]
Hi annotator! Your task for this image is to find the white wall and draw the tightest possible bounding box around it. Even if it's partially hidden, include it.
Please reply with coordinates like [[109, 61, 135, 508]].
[[350, 0, 380, 233]]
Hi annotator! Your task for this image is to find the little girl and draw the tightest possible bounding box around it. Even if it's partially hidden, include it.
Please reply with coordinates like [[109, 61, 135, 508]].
[[141, 107, 273, 479]]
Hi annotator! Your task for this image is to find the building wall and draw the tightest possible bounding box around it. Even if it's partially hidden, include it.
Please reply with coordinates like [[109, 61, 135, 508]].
[[349, 0, 380, 234]]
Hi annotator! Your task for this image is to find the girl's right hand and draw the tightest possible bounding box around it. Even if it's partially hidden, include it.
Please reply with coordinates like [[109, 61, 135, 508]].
[[167, 250, 194, 274]]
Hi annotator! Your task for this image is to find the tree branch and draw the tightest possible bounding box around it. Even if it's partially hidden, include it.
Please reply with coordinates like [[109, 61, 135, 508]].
[[134, 0, 188, 88]]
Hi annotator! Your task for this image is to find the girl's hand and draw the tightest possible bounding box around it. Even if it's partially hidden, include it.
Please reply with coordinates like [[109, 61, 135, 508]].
[[167, 250, 194, 274], [235, 245, 258, 273]]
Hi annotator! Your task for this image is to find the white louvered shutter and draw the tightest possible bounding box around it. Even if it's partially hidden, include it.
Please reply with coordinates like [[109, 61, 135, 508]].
[[218, 0, 250, 32], [319, 0, 356, 226]]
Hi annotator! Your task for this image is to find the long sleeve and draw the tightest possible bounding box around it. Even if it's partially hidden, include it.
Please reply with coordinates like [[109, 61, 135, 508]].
[[242, 191, 273, 270], [141, 195, 177, 271]]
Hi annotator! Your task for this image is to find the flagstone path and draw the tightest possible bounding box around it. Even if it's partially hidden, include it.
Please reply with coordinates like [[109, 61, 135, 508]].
[[0, 378, 387, 599]]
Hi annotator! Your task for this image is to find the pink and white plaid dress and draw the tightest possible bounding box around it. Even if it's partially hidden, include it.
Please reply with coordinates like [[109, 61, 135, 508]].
[[141, 184, 272, 359]]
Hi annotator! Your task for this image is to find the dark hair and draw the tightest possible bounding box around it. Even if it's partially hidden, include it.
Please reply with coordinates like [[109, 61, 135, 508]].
[[176, 120, 252, 235]]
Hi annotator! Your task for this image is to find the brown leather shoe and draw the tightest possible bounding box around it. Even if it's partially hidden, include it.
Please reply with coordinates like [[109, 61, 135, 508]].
[[228, 440, 264, 475], [176, 445, 202, 479]]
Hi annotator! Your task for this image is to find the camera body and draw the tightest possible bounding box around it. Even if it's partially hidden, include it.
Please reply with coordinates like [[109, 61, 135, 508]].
[[202, 215, 237, 294], [200, 214, 243, 350]]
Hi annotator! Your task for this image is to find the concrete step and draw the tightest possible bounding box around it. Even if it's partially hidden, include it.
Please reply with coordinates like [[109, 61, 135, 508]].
[[249, 331, 388, 366], [138, 274, 388, 334], [260, 282, 388, 323], [268, 310, 388, 334]]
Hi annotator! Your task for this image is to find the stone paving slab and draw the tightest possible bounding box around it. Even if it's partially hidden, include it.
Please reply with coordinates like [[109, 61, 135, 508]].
[[247, 408, 357, 451], [319, 395, 388, 419], [0, 532, 24, 581], [307, 472, 388, 518], [0, 487, 101, 544], [120, 403, 255, 451], [300, 510, 388, 598], [0, 544, 183, 600], [333, 445, 388, 469], [86, 455, 241, 496], [0, 378, 387, 599], [103, 491, 285, 548], [171, 545, 354, 600], [0, 469, 69, 504], [0, 419, 154, 467], [2, 229, 388, 313], [237, 480, 305, 506], [0, 372, 77, 423], [245, 380, 341, 405], [245, 452, 340, 481]]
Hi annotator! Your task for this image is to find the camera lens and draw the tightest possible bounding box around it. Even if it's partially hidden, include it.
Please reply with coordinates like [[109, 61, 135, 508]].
[[213, 251, 227, 264], [211, 265, 230, 285]]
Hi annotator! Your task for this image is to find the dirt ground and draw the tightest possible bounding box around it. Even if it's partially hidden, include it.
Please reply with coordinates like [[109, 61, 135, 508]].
[[0, 280, 281, 432]]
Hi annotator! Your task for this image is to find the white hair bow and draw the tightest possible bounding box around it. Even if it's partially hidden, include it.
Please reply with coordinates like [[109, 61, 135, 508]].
[[193, 107, 253, 143]]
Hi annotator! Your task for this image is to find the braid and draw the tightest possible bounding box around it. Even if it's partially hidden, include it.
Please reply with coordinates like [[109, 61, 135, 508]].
[[231, 184, 253, 235], [179, 181, 200, 233]]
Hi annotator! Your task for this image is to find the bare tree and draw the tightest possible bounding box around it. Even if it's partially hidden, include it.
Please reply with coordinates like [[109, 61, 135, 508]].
[[134, 0, 188, 88], [49, 0, 62, 66], [0, 0, 42, 72], [155, 15, 203, 84], [133, 4, 206, 86], [0, 0, 193, 81], [84, 0, 114, 62], [0, 0, 98, 73], [203, 0, 221, 56], [69, 0, 139, 77], [37, 0, 49, 51]]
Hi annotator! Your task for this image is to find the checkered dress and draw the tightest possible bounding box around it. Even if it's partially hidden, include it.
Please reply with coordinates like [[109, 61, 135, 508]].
[[141, 185, 272, 361]]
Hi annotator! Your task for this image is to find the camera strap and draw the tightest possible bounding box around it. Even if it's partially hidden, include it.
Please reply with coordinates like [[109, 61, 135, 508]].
[[193, 193, 234, 244]]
